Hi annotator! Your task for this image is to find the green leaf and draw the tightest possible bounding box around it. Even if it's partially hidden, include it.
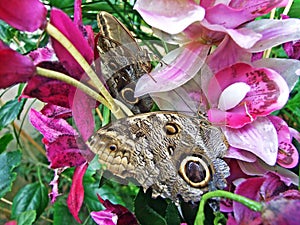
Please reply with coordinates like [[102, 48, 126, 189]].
[[53, 198, 81, 225], [165, 202, 181, 225], [134, 189, 167, 225], [0, 133, 14, 154], [11, 182, 49, 219], [0, 98, 25, 130], [0, 150, 22, 198], [16, 210, 36, 225]]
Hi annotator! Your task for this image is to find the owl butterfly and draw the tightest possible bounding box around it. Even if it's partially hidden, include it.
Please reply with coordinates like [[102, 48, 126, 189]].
[[97, 11, 153, 114], [87, 111, 230, 203]]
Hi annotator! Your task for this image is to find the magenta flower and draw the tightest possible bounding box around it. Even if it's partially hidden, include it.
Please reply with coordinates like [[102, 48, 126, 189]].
[[91, 195, 139, 225], [0, 41, 36, 88], [229, 173, 300, 225], [206, 63, 289, 128], [134, 0, 300, 97], [0, 0, 47, 32]]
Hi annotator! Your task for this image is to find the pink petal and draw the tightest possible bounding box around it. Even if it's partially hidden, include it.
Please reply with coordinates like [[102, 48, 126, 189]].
[[22, 75, 76, 108], [28, 46, 55, 65], [67, 162, 88, 223], [262, 198, 300, 225], [49, 168, 64, 203], [4, 221, 17, 225], [223, 117, 278, 165], [45, 135, 87, 168], [245, 19, 300, 52], [71, 89, 95, 141], [0, 49, 35, 88], [29, 109, 78, 143], [150, 76, 204, 113], [233, 177, 265, 224], [225, 147, 257, 162], [91, 210, 118, 225], [238, 160, 299, 186], [252, 58, 300, 91], [206, 36, 252, 75], [135, 42, 209, 97], [0, 0, 47, 32], [134, 0, 205, 34], [41, 104, 72, 119], [268, 116, 299, 168], [50, 8, 93, 79]]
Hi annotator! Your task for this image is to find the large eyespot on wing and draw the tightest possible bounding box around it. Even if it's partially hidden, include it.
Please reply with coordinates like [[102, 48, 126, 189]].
[[178, 155, 213, 188], [164, 122, 181, 136]]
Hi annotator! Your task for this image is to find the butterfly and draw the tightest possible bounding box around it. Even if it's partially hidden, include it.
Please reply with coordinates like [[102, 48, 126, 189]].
[[96, 11, 153, 114], [87, 111, 230, 203]]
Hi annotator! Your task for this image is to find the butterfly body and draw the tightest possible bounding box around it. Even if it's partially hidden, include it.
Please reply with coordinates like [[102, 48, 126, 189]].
[[87, 111, 230, 203]]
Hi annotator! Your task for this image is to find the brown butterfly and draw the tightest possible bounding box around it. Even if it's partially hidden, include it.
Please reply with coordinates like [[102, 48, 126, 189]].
[[87, 111, 230, 203], [97, 11, 153, 114]]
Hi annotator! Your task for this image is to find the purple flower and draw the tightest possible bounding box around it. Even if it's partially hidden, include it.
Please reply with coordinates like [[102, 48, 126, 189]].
[[0, 0, 47, 32], [91, 195, 139, 225], [229, 173, 300, 225]]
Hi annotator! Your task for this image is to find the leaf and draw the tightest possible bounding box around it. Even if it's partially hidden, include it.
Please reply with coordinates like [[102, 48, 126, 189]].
[[11, 182, 49, 219], [53, 198, 81, 225], [16, 210, 36, 225], [0, 98, 25, 130], [0, 133, 14, 154], [0, 150, 22, 198], [134, 189, 167, 225], [165, 202, 181, 225]]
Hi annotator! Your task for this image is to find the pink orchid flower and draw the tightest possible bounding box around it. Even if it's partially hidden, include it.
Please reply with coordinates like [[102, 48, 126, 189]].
[[133, 0, 300, 97], [91, 194, 139, 225]]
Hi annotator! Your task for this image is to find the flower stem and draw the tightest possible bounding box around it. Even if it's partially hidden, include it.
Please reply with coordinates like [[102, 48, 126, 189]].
[[194, 190, 263, 225], [36, 67, 111, 109], [45, 22, 124, 119]]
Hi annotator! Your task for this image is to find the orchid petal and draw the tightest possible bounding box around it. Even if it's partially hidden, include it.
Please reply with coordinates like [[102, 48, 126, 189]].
[[22, 75, 76, 108], [238, 160, 299, 186], [0, 48, 35, 88], [29, 109, 78, 142], [233, 177, 265, 224], [67, 162, 88, 223], [134, 0, 205, 34], [50, 8, 93, 79], [252, 58, 300, 91], [49, 168, 64, 203], [71, 89, 95, 141], [225, 147, 257, 162], [224, 117, 278, 165], [91, 210, 118, 225], [0, 0, 47, 32], [268, 116, 299, 168], [283, 40, 300, 60], [45, 135, 87, 168], [150, 76, 203, 114], [135, 42, 209, 97], [41, 104, 72, 119], [245, 19, 300, 52], [207, 63, 289, 127], [218, 82, 250, 111], [206, 36, 252, 74], [28, 46, 56, 65]]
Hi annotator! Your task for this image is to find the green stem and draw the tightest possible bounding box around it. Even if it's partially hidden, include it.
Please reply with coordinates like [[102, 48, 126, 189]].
[[194, 190, 263, 225], [36, 67, 111, 109], [45, 22, 125, 119]]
